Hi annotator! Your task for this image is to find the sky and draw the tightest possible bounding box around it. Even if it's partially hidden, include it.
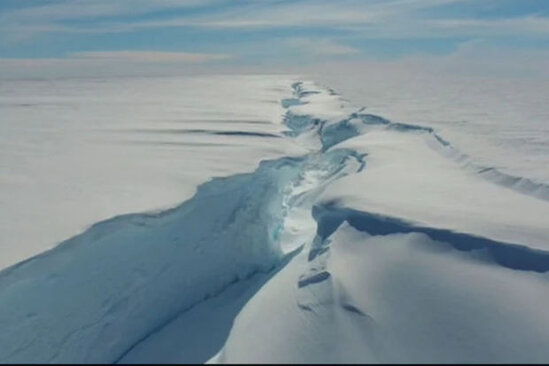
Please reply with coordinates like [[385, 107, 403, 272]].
[[0, 0, 548, 78]]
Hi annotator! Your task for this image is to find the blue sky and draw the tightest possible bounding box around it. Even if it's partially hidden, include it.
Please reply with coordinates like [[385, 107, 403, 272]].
[[0, 0, 548, 77]]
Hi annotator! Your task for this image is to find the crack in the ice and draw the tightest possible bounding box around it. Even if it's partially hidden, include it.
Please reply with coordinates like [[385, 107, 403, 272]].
[[112, 268, 271, 364], [6, 78, 538, 363], [313, 202, 549, 273], [113, 245, 303, 364]]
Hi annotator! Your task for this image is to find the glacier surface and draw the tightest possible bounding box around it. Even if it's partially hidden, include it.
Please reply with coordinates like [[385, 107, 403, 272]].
[[0, 76, 548, 363]]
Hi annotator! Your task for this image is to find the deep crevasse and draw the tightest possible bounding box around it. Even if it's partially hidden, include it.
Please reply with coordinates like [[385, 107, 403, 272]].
[[0, 81, 368, 363], [2, 79, 549, 364], [211, 82, 549, 364]]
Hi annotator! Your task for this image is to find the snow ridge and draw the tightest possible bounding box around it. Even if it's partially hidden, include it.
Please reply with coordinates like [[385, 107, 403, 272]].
[[290, 80, 549, 201], [213, 82, 549, 364], [1, 79, 547, 363], [0, 81, 366, 363], [427, 133, 549, 201], [312, 202, 549, 273]]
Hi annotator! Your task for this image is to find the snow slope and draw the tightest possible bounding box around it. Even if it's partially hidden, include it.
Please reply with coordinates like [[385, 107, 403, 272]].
[[0, 77, 548, 363], [0, 75, 306, 269], [312, 69, 549, 184], [209, 81, 549, 364], [215, 223, 549, 363]]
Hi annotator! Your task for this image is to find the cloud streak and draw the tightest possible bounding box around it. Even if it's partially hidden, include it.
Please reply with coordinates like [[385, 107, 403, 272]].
[[0, 50, 234, 79], [2, 0, 548, 39], [285, 38, 360, 56], [70, 50, 233, 63], [1, 0, 548, 77]]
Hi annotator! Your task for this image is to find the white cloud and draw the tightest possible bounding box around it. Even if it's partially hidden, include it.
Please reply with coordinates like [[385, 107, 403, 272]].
[[0, 0, 222, 41], [428, 16, 549, 37], [285, 38, 360, 56], [1, 0, 548, 77], [0, 51, 234, 79], [189, 3, 379, 29], [0, 0, 441, 36], [304, 39, 549, 80], [2, 0, 548, 42], [1, 0, 220, 21], [70, 51, 233, 63], [175, 0, 464, 30]]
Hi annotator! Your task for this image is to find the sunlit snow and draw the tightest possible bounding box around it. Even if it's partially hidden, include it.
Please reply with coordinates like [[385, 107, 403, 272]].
[[1, 76, 548, 363]]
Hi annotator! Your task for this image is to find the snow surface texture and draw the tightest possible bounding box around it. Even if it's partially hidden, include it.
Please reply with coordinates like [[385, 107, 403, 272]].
[[209, 82, 549, 364], [1, 78, 549, 363], [312, 69, 549, 184], [0, 75, 307, 269]]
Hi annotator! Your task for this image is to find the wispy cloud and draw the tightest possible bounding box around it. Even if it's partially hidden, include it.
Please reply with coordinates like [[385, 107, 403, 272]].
[[285, 38, 360, 56], [0, 50, 234, 79], [1, 0, 548, 76], [0, 0, 224, 41], [429, 16, 549, 37], [70, 50, 232, 63], [307, 38, 549, 80], [0, 0, 441, 35], [3, 0, 548, 38], [0, 0, 222, 21]]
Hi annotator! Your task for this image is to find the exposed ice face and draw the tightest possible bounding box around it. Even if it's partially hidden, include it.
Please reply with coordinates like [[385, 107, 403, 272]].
[[1, 76, 549, 364], [0, 75, 307, 269], [312, 69, 549, 184], [0, 77, 368, 364], [0, 151, 338, 364], [212, 81, 549, 364]]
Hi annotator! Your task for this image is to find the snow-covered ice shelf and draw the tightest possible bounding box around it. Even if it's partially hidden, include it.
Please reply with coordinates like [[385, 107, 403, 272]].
[[0, 75, 307, 269], [1, 77, 549, 363]]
